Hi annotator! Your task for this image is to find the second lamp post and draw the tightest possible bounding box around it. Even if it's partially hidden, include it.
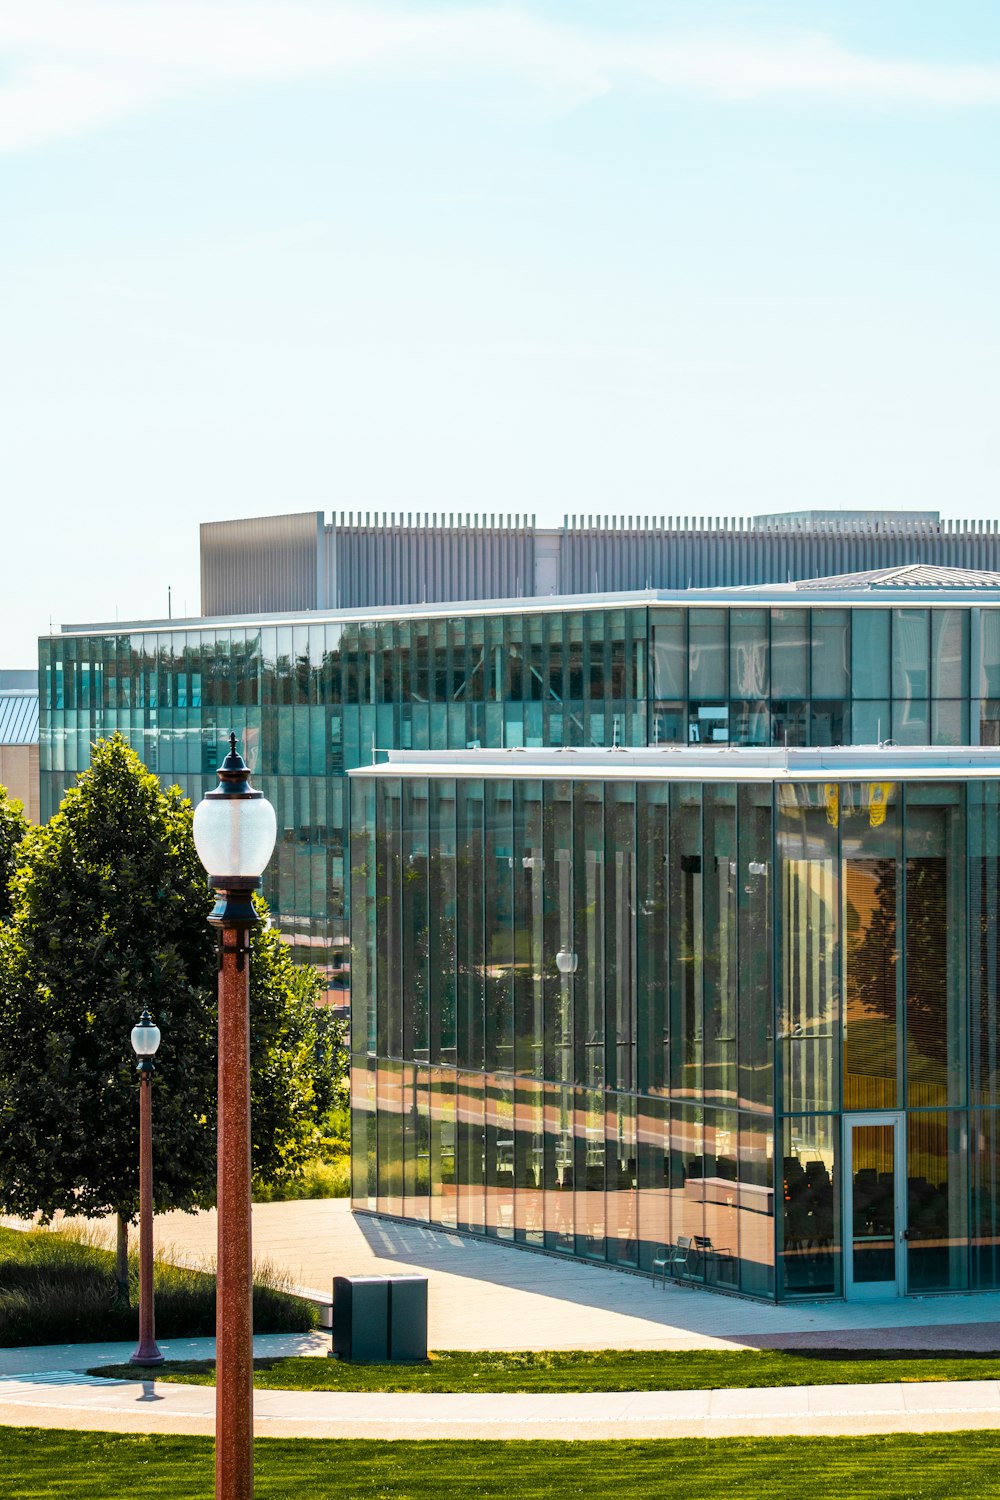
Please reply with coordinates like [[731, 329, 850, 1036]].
[[129, 1008, 163, 1367]]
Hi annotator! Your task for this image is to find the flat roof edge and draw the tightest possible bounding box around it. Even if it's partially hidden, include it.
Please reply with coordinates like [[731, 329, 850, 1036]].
[[50, 585, 1000, 638], [348, 745, 1000, 782]]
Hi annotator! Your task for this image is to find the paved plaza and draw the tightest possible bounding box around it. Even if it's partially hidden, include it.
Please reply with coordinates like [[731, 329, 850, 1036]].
[[9, 1199, 1000, 1352], [139, 1199, 1000, 1351]]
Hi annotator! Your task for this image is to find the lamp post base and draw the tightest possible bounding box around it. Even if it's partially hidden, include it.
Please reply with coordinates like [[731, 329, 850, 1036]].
[[129, 1340, 165, 1367]]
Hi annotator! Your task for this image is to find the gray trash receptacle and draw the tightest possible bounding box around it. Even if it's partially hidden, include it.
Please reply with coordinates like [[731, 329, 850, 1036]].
[[387, 1274, 428, 1362], [332, 1275, 389, 1362], [331, 1273, 428, 1361]]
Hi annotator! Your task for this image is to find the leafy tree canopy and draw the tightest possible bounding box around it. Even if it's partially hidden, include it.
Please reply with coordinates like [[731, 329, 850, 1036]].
[[0, 784, 28, 922], [0, 735, 328, 1235]]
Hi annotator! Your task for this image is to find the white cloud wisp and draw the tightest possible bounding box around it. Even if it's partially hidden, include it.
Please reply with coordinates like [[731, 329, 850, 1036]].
[[2, 1, 1000, 151]]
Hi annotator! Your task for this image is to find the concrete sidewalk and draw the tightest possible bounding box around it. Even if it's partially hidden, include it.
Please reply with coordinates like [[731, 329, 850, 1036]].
[[0, 1332, 330, 1381], [1, 1367, 1000, 1440]]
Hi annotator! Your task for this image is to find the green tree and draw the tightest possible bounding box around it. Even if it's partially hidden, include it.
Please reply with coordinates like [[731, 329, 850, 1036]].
[[0, 735, 325, 1292], [0, 784, 28, 921]]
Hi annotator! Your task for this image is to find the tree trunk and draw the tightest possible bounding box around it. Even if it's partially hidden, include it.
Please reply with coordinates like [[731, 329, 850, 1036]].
[[116, 1213, 130, 1304]]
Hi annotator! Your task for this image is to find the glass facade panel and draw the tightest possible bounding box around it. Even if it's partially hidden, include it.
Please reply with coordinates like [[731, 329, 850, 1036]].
[[636, 784, 669, 1096], [651, 610, 686, 699], [738, 1114, 774, 1296], [738, 784, 773, 1111], [811, 609, 849, 700], [781, 1116, 839, 1297], [852, 610, 890, 700], [606, 785, 637, 1093], [689, 609, 727, 700], [842, 783, 899, 1110], [484, 780, 514, 1075], [771, 610, 809, 698], [893, 609, 930, 703], [777, 784, 838, 1114], [730, 609, 768, 699], [904, 785, 965, 1108], [907, 1111, 968, 1292], [637, 1095, 669, 1269], [971, 1111, 1000, 1289], [669, 784, 702, 1101], [543, 1081, 574, 1251], [703, 788, 737, 1107], [970, 783, 1000, 1106], [980, 612, 1000, 697]]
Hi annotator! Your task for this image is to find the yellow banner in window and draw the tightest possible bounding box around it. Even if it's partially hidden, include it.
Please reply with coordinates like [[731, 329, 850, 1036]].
[[868, 781, 893, 827], [824, 783, 839, 827]]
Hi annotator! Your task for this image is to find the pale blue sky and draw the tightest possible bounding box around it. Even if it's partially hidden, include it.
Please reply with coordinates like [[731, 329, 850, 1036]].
[[2, 1, 999, 665]]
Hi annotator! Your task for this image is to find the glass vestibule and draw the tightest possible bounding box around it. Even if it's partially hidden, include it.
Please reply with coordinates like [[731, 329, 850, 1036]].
[[352, 771, 1000, 1301]]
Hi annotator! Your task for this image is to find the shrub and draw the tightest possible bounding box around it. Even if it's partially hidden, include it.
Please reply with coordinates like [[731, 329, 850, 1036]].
[[0, 1225, 317, 1346], [252, 1153, 349, 1202]]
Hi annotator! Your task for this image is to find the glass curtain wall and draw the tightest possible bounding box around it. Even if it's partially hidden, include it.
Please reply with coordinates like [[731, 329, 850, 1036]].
[[649, 606, 979, 751], [352, 772, 1000, 1301], [352, 773, 776, 1296], [40, 604, 1000, 1009]]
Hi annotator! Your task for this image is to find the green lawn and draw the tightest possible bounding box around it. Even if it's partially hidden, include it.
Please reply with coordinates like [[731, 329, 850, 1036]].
[[3, 1430, 1000, 1499], [92, 1346, 1000, 1393]]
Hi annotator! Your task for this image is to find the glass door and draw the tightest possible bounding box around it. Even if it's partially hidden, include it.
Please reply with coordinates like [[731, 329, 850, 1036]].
[[843, 1112, 905, 1299]]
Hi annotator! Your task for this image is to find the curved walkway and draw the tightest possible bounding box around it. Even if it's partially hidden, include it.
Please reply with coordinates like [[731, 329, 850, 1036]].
[[0, 1331, 999, 1441], [1, 1363, 1000, 1440]]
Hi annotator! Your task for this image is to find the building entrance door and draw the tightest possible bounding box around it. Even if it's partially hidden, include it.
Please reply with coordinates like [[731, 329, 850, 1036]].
[[843, 1112, 906, 1300]]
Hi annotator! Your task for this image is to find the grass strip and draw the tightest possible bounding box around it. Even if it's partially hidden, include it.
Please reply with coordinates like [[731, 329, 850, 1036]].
[[3, 1429, 1000, 1499], [0, 1225, 316, 1346], [92, 1346, 1000, 1393]]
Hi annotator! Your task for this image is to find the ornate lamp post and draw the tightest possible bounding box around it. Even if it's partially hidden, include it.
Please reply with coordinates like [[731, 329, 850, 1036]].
[[129, 1008, 163, 1368], [193, 734, 276, 1500]]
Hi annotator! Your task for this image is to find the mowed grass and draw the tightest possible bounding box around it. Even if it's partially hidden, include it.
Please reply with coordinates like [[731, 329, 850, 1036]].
[[0, 1225, 316, 1346], [3, 1430, 1000, 1500], [93, 1346, 1000, 1392]]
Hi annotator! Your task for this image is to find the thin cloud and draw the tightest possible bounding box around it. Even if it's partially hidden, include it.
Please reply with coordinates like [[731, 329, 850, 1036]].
[[2, 1, 1000, 151]]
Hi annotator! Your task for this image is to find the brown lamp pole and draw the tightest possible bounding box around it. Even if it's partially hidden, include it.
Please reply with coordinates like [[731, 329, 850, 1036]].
[[129, 1008, 163, 1368], [193, 735, 276, 1500]]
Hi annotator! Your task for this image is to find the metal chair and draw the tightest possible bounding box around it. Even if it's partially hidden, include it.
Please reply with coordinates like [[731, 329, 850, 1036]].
[[668, 1235, 694, 1280]]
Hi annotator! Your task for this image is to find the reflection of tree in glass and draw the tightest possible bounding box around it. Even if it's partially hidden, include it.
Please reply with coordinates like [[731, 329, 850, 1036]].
[[844, 859, 896, 1097], [904, 857, 948, 1080], [847, 859, 896, 1013]]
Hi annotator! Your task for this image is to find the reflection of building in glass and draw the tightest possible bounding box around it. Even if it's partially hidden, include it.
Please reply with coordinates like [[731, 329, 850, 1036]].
[[349, 747, 1000, 1302]]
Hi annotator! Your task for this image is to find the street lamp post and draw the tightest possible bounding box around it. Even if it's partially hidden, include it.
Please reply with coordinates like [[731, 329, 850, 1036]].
[[193, 734, 277, 1500], [129, 1008, 163, 1368]]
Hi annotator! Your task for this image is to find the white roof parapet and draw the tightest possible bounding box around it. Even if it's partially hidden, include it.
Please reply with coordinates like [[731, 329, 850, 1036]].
[[350, 745, 1000, 783]]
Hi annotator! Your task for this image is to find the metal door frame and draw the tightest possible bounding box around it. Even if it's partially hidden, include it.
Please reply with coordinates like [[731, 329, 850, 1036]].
[[842, 1110, 906, 1300]]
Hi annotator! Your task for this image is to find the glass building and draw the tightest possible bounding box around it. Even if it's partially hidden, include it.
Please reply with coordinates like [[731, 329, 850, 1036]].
[[38, 570, 1000, 994], [36, 562, 1000, 1295], [349, 746, 1000, 1301]]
